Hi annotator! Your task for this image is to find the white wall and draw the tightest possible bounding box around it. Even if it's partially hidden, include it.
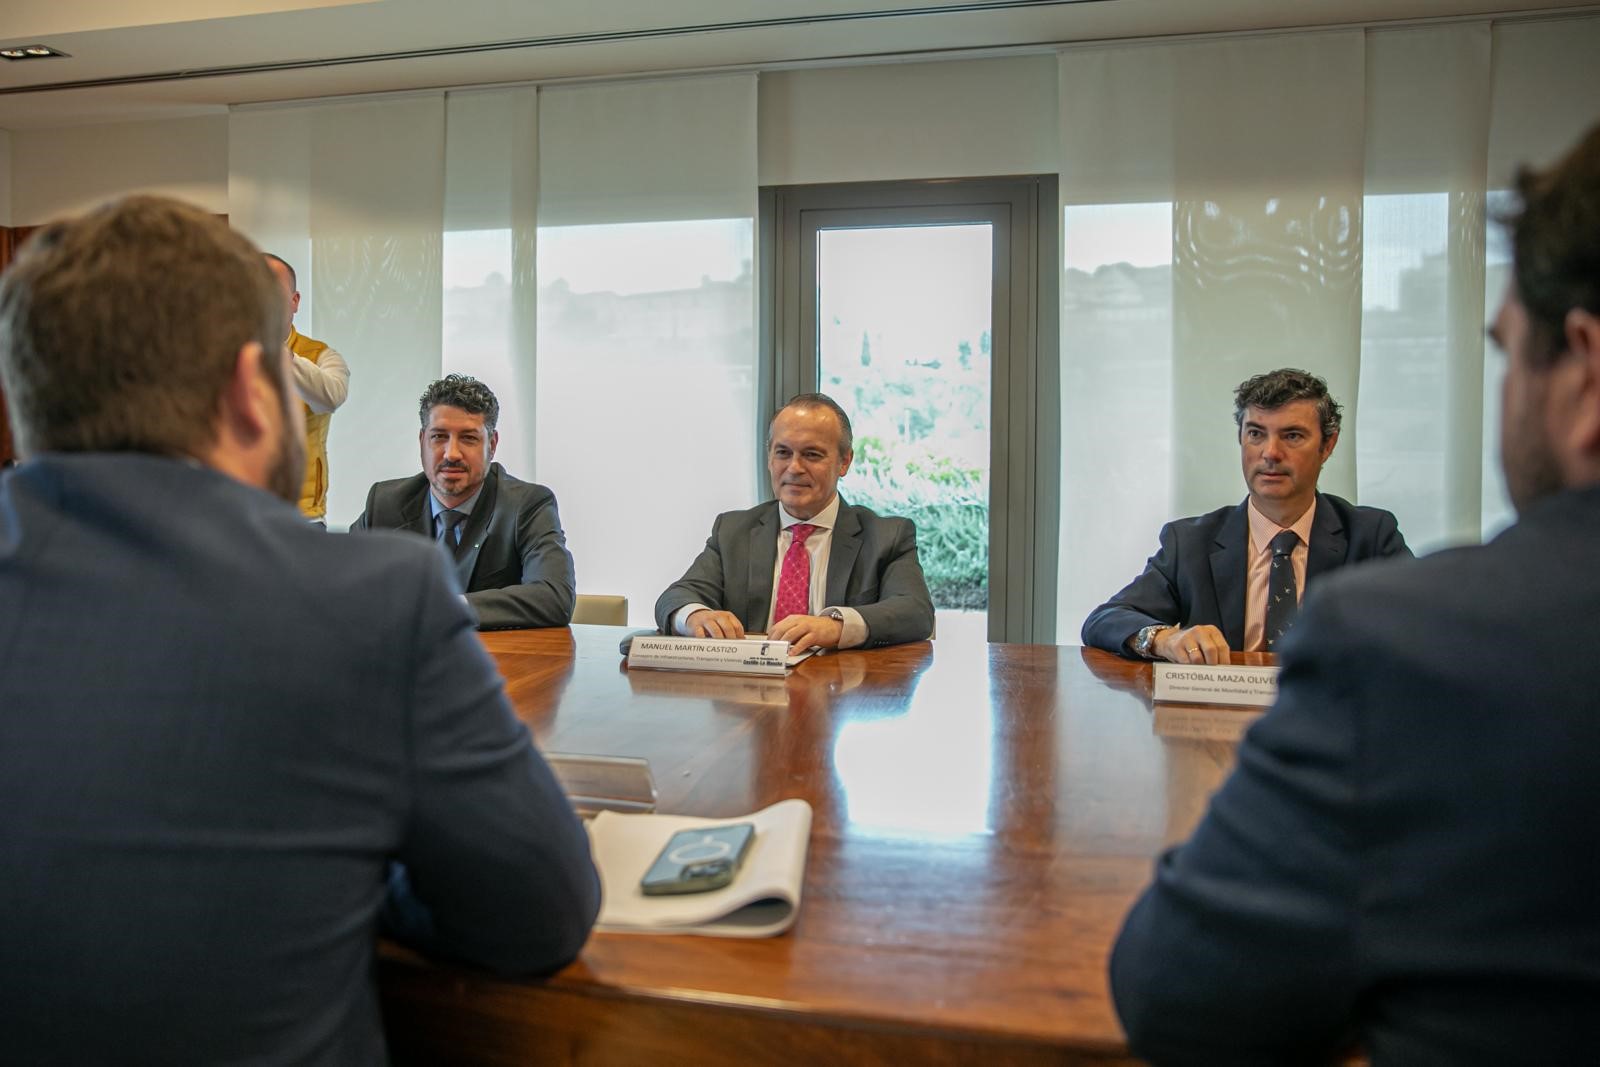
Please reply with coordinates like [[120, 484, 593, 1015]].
[[758, 55, 1058, 185], [9, 114, 227, 224]]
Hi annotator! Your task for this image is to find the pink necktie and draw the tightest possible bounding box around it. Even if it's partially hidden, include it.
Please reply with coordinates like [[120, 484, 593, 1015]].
[[771, 523, 817, 626]]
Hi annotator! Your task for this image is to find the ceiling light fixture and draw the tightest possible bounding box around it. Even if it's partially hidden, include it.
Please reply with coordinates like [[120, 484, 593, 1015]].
[[1, 44, 69, 61]]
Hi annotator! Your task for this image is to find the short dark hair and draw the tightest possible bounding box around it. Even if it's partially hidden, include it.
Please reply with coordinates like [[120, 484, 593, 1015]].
[[773, 392, 853, 455], [1233, 368, 1342, 442], [1501, 122, 1600, 368], [0, 196, 287, 457], [263, 253, 297, 292], [419, 374, 499, 433]]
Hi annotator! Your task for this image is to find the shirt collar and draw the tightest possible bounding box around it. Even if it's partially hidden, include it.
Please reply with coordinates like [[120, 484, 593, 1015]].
[[779, 493, 840, 533], [430, 483, 484, 521], [1247, 495, 1317, 553]]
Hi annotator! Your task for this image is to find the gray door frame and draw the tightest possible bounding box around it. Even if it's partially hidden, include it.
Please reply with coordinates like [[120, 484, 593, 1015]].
[[759, 176, 1059, 644]]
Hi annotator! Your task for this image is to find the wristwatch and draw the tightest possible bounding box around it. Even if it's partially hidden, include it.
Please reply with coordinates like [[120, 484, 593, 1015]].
[[1130, 624, 1169, 660], [824, 608, 845, 623]]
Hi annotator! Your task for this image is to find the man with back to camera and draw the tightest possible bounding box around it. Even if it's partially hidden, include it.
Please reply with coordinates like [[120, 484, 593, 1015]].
[[353, 374, 576, 630], [655, 392, 934, 650], [263, 252, 350, 526], [0, 197, 599, 1064], [1110, 122, 1600, 1064], [1081, 367, 1411, 664]]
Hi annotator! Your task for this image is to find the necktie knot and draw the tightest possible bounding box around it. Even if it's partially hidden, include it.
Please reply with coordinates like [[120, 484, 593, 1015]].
[[1269, 529, 1299, 558], [790, 523, 817, 546], [437, 509, 467, 545]]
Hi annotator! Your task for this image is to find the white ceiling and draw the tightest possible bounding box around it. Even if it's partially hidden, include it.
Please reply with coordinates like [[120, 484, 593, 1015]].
[[1, 0, 1596, 129]]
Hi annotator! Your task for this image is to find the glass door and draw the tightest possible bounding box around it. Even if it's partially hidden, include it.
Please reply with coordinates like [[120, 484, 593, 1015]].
[[764, 178, 1058, 644], [815, 222, 994, 643]]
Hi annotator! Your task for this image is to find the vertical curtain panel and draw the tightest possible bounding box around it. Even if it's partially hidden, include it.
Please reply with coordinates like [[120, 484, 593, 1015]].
[[536, 74, 759, 626], [1055, 15, 1600, 640]]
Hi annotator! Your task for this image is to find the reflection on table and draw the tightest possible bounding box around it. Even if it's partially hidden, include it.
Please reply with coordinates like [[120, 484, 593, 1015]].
[[380, 626, 1268, 1065]]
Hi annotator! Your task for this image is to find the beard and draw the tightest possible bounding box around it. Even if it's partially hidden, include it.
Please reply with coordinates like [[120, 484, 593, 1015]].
[[1501, 397, 1563, 516], [266, 391, 307, 506]]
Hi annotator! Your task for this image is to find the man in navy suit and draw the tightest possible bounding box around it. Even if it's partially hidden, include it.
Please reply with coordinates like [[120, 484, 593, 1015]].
[[0, 197, 599, 1064], [354, 374, 576, 630], [1110, 124, 1600, 1063], [1082, 368, 1410, 663]]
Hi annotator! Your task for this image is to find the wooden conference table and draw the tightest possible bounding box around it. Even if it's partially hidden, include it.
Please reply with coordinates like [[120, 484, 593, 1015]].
[[379, 626, 1271, 1065]]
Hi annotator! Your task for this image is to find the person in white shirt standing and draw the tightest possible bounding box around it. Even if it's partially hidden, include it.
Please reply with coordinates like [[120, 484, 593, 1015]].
[[264, 253, 350, 526]]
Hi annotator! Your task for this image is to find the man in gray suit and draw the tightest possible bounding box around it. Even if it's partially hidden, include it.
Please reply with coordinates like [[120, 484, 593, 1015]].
[[655, 393, 934, 650], [354, 374, 576, 630], [0, 197, 598, 1064]]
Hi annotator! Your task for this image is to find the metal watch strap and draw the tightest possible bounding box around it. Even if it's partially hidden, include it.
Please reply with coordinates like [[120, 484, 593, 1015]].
[[1132, 624, 1165, 659]]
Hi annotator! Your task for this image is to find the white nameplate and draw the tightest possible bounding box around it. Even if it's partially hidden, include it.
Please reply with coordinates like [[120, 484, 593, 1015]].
[[627, 636, 792, 677], [1153, 662, 1279, 707]]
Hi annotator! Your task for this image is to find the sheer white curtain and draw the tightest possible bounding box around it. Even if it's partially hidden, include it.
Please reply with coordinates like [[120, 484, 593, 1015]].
[[1056, 32, 1366, 638], [442, 88, 539, 481], [1055, 16, 1600, 640], [229, 95, 446, 528], [536, 74, 758, 626], [231, 88, 544, 527]]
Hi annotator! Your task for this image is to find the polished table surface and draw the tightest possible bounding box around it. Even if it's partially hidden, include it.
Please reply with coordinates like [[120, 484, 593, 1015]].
[[379, 626, 1271, 1065]]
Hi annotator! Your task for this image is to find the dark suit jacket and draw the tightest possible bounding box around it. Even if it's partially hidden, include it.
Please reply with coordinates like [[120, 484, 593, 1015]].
[[354, 462, 575, 630], [1081, 492, 1411, 655], [654, 496, 935, 648], [1110, 483, 1600, 1065], [0, 453, 599, 1065]]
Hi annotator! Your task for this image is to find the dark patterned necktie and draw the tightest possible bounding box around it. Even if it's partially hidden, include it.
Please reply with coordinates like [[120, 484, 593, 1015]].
[[1265, 529, 1300, 650], [436, 509, 466, 548]]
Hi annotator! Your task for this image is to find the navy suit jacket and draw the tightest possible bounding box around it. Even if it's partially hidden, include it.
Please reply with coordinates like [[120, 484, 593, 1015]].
[[1111, 483, 1600, 1064], [354, 462, 575, 630], [1081, 493, 1410, 654], [0, 454, 599, 1065], [654, 497, 934, 648]]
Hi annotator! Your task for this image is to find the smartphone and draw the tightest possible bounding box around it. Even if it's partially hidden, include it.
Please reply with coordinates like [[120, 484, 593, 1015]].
[[639, 822, 756, 896]]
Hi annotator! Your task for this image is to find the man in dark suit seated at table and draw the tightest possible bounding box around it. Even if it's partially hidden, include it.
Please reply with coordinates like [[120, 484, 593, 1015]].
[[0, 197, 599, 1064], [354, 374, 576, 630], [655, 392, 934, 651], [1110, 123, 1600, 1065], [1081, 367, 1411, 664]]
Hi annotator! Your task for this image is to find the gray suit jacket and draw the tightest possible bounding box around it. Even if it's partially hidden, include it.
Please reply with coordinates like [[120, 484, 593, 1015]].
[[354, 462, 575, 630], [654, 496, 935, 648], [0, 453, 599, 1065]]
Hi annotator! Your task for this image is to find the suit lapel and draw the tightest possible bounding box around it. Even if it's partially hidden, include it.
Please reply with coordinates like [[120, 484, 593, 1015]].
[[400, 482, 432, 538], [451, 465, 499, 591], [746, 504, 780, 630], [1305, 493, 1346, 585], [826, 502, 862, 608], [1210, 501, 1250, 650]]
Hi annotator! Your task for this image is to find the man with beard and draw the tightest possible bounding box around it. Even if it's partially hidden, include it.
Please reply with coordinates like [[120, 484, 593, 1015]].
[[353, 374, 576, 630], [1110, 123, 1600, 1063], [1082, 367, 1412, 664], [0, 197, 599, 1064]]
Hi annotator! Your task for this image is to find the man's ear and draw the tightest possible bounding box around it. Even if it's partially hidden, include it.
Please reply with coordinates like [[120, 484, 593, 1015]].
[[1561, 308, 1600, 454], [839, 449, 853, 477], [1319, 429, 1340, 463], [223, 342, 274, 441], [488, 430, 499, 461]]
